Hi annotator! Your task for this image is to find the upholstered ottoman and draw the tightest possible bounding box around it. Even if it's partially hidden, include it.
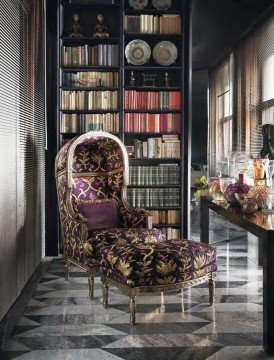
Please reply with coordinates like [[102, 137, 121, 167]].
[[98, 239, 217, 324]]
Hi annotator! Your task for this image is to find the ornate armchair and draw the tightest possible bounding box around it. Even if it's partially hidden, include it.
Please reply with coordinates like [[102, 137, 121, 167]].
[[55, 131, 165, 299]]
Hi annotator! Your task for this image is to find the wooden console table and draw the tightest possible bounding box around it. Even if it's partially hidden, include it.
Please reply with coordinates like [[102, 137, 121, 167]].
[[200, 196, 274, 355]]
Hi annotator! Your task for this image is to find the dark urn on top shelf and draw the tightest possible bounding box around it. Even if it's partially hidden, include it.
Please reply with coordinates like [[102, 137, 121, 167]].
[[69, 13, 84, 38], [93, 14, 109, 38]]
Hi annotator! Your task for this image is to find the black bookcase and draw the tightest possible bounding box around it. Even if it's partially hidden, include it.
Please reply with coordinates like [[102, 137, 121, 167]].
[[57, 0, 191, 245]]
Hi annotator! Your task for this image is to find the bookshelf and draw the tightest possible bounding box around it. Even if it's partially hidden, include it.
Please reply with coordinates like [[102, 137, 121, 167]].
[[57, 0, 190, 240]]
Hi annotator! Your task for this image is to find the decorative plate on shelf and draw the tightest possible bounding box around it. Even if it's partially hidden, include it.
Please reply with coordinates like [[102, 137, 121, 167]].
[[153, 41, 178, 66], [152, 0, 172, 10], [125, 40, 151, 65], [129, 0, 148, 9]]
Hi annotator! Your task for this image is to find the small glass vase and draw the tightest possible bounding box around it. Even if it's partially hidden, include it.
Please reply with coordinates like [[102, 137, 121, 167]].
[[250, 158, 269, 185]]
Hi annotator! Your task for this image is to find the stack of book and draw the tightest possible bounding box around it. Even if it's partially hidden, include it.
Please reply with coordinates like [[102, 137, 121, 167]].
[[125, 113, 180, 133], [62, 71, 119, 87], [61, 90, 118, 110], [61, 45, 119, 66], [124, 14, 181, 34], [129, 165, 180, 185], [127, 188, 180, 207], [125, 91, 181, 110], [166, 228, 180, 240], [60, 113, 119, 133], [133, 135, 180, 158], [152, 210, 180, 225]]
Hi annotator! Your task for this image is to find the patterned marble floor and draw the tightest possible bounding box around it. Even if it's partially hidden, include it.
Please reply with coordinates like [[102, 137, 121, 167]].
[[1, 238, 274, 360]]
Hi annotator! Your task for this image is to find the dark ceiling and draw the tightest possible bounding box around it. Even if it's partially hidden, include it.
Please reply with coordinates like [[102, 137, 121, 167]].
[[192, 0, 274, 70]]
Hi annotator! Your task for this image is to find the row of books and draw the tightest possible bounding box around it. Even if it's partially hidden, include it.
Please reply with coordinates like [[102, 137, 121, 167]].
[[127, 188, 180, 207], [124, 15, 181, 34], [129, 165, 180, 185], [61, 45, 119, 67], [60, 113, 119, 133], [124, 91, 181, 110], [166, 228, 181, 240], [152, 210, 180, 225], [134, 135, 180, 158], [61, 90, 118, 110], [62, 71, 119, 87], [125, 113, 180, 133]]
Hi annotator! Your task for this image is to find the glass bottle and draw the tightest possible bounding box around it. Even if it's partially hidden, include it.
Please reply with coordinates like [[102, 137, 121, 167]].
[[248, 171, 272, 213]]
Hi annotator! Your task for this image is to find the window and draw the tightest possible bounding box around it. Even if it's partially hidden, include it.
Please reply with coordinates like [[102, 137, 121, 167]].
[[209, 56, 233, 175], [209, 14, 274, 175]]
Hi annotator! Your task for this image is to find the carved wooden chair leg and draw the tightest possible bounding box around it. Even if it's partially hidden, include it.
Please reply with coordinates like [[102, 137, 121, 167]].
[[102, 278, 109, 309], [64, 259, 69, 281], [209, 272, 215, 305], [88, 272, 95, 300], [130, 293, 137, 325]]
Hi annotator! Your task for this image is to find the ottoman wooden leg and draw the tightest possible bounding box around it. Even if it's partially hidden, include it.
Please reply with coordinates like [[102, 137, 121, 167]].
[[181, 290, 185, 313], [130, 294, 137, 325], [209, 272, 215, 305], [64, 259, 69, 281], [102, 278, 109, 309], [88, 273, 95, 300]]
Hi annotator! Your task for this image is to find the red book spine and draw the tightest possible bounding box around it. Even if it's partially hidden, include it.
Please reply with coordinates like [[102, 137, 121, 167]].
[[124, 91, 127, 109], [130, 113, 134, 132], [144, 92, 146, 110], [151, 114, 154, 132], [125, 113, 128, 132], [133, 91, 137, 109], [178, 92, 181, 109], [163, 114, 167, 132], [142, 113, 145, 132], [172, 92, 176, 109], [132, 113, 134, 132], [155, 114, 159, 132], [136, 91, 138, 109]]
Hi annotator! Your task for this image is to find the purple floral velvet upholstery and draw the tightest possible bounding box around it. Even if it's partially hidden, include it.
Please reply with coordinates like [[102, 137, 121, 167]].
[[56, 173, 87, 263], [83, 228, 165, 268], [55, 132, 165, 270], [77, 199, 120, 231], [98, 239, 217, 287], [72, 139, 123, 173]]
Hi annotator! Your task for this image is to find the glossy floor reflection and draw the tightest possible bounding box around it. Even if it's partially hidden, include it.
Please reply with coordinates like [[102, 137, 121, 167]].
[[1, 228, 273, 359]]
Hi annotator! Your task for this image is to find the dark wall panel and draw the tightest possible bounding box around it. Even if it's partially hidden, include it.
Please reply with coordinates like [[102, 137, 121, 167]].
[[191, 70, 208, 165]]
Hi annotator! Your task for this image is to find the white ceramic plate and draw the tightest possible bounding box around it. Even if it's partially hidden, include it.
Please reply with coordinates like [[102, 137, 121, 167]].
[[129, 0, 148, 9], [152, 0, 171, 10], [153, 41, 178, 66], [125, 40, 151, 65]]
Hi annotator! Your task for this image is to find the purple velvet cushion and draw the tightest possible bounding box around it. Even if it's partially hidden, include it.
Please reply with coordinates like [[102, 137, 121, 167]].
[[77, 199, 120, 231]]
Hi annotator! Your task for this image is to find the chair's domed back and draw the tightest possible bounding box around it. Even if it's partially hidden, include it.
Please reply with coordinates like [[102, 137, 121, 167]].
[[55, 131, 129, 218]]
